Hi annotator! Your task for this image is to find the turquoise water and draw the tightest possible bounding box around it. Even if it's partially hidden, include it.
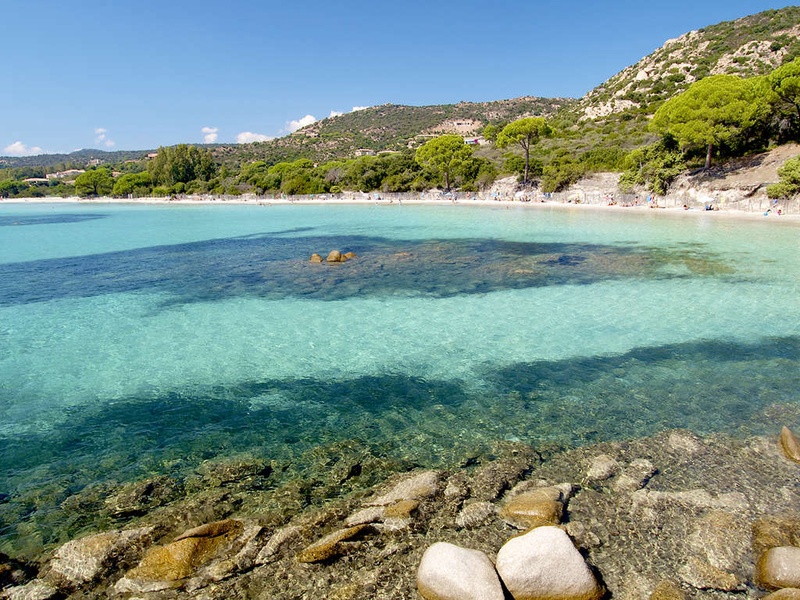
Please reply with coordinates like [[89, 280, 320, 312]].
[[1, 202, 799, 556]]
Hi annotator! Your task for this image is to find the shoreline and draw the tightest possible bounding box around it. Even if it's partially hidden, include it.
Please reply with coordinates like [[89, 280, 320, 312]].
[[3, 193, 800, 223]]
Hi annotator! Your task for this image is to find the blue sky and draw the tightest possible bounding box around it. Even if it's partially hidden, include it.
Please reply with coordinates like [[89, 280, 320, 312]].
[[2, 0, 797, 155]]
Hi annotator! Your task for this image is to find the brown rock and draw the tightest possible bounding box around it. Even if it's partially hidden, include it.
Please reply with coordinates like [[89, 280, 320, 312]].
[[309, 253, 324, 263], [677, 510, 748, 591], [343, 252, 357, 260], [499, 490, 562, 530], [780, 426, 800, 462], [368, 470, 440, 506], [119, 519, 244, 589], [455, 502, 496, 528], [296, 524, 371, 563], [327, 250, 343, 263]]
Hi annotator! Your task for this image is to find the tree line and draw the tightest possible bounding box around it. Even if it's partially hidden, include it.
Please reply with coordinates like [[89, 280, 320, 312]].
[[2, 57, 800, 200]]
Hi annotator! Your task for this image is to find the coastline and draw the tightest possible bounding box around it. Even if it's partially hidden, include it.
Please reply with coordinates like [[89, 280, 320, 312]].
[[4, 193, 800, 224]]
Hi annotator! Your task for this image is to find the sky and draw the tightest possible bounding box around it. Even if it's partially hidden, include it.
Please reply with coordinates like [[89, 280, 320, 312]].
[[2, 0, 798, 155]]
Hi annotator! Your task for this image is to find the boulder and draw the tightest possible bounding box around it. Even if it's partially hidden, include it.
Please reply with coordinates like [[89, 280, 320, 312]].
[[495, 526, 602, 600], [327, 250, 344, 263], [47, 526, 154, 589], [114, 519, 244, 593], [343, 252, 357, 260], [780, 426, 800, 463], [417, 542, 504, 600], [309, 253, 324, 263], [757, 546, 800, 589]]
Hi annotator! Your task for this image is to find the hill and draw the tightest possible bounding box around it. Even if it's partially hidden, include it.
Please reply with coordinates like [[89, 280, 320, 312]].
[[213, 97, 572, 167]]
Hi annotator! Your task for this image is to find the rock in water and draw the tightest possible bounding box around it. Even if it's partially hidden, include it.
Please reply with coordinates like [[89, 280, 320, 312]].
[[417, 542, 504, 600], [779, 426, 800, 462], [495, 526, 602, 600], [327, 250, 343, 263], [309, 253, 324, 263], [757, 546, 800, 589]]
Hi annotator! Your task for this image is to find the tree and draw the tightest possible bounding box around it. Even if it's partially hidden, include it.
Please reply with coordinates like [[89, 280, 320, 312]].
[[414, 135, 473, 190], [74, 168, 113, 197], [768, 57, 800, 136], [147, 144, 217, 187], [650, 74, 769, 169], [767, 156, 800, 199], [112, 171, 152, 197], [496, 117, 552, 184]]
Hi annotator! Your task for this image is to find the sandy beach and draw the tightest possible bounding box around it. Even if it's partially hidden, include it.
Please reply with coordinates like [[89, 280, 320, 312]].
[[4, 193, 800, 224]]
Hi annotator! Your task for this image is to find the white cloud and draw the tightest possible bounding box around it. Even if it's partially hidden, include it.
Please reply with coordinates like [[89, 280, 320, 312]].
[[201, 126, 219, 144], [3, 141, 44, 156], [328, 110, 344, 118], [352, 106, 369, 112], [287, 114, 317, 133], [94, 127, 115, 148], [236, 131, 273, 144]]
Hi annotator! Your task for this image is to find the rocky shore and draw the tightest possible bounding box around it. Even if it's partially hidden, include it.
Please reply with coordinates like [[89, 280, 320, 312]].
[[3, 426, 800, 599]]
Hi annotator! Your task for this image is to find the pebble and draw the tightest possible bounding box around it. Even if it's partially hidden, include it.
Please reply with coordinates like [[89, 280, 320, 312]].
[[417, 542, 504, 600], [296, 524, 371, 563]]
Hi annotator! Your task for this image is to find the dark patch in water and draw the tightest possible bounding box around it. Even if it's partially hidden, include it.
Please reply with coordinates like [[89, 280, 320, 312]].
[[0, 233, 733, 306], [0, 213, 108, 227]]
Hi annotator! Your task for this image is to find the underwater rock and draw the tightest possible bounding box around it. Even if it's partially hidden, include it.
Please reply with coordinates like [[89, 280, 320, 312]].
[[367, 470, 440, 506], [779, 426, 800, 463], [467, 444, 539, 502], [184, 521, 264, 591], [295, 524, 372, 563], [114, 519, 244, 593], [757, 546, 800, 589], [417, 542, 504, 600], [104, 476, 182, 517], [381, 499, 420, 531], [455, 502, 496, 529], [677, 511, 748, 591], [585, 454, 620, 482], [47, 526, 154, 589], [498, 487, 563, 530], [613, 458, 656, 492], [309, 253, 324, 263], [649, 580, 686, 599], [0, 579, 59, 600], [254, 525, 303, 565], [495, 526, 603, 600], [189, 457, 272, 490], [753, 514, 800, 556], [0, 553, 33, 589]]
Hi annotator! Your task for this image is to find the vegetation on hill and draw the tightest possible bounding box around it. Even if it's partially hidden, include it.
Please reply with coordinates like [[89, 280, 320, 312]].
[[3, 7, 800, 200]]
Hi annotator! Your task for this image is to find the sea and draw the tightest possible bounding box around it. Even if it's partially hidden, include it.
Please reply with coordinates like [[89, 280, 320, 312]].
[[0, 201, 798, 558]]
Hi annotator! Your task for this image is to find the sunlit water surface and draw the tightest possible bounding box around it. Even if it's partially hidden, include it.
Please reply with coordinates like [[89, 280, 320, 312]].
[[0, 202, 798, 555]]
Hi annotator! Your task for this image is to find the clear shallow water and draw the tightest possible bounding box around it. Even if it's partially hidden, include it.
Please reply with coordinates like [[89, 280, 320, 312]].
[[0, 202, 799, 555]]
